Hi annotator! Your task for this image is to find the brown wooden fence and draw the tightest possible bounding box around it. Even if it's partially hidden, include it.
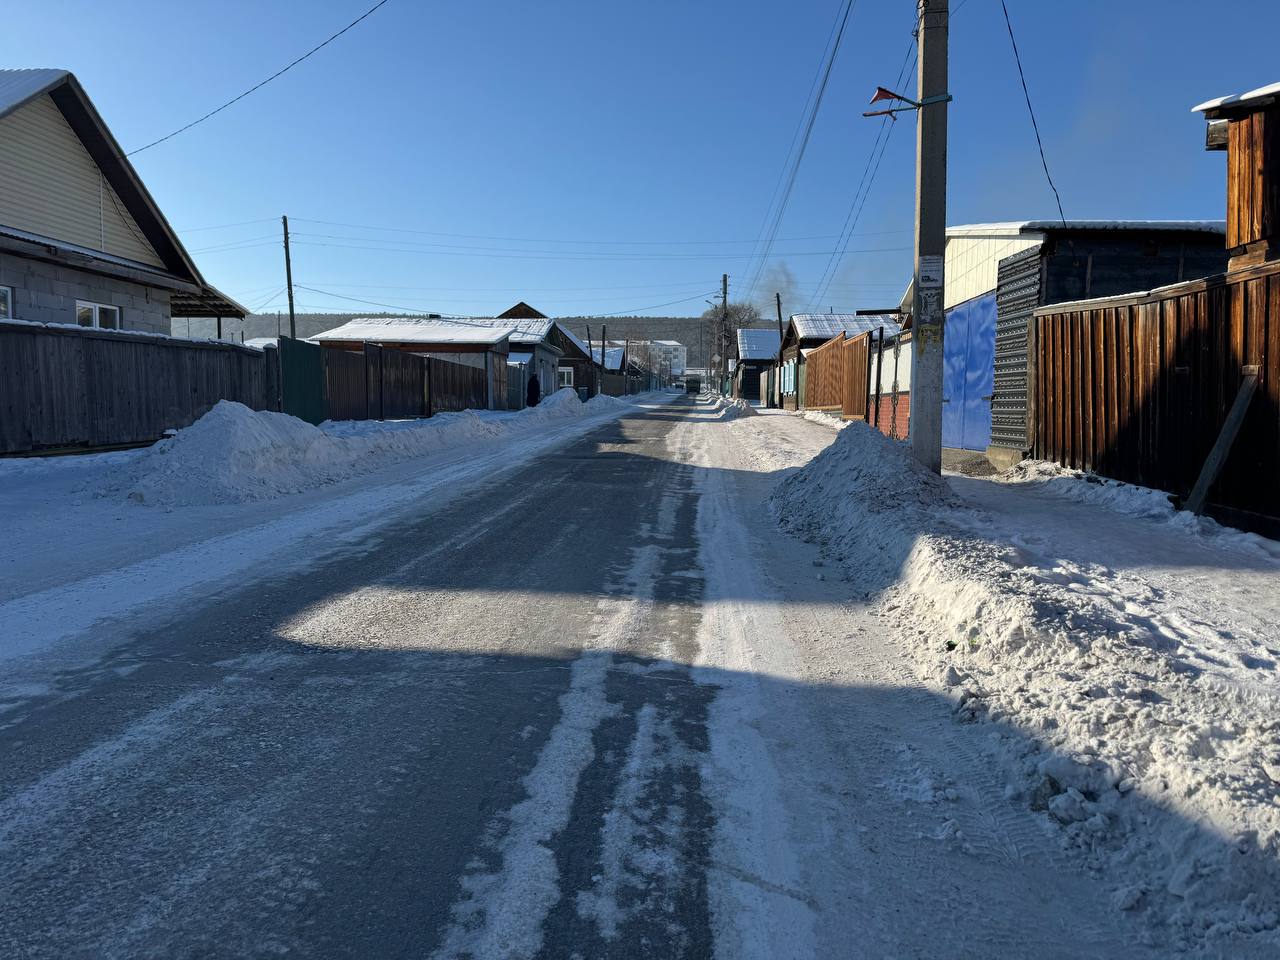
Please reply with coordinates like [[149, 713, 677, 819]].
[[1032, 259, 1280, 525], [313, 346, 486, 421], [803, 332, 872, 419], [0, 320, 279, 454], [428, 356, 487, 413]]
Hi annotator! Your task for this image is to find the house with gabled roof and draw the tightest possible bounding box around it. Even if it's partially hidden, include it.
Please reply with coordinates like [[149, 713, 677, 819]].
[[778, 314, 902, 411], [732, 327, 781, 404], [0, 69, 244, 333]]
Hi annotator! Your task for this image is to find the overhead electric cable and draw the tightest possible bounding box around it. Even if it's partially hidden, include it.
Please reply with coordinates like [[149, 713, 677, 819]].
[[999, 0, 1066, 225], [128, 0, 393, 155]]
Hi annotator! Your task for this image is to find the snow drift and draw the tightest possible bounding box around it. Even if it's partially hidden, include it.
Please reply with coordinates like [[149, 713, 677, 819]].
[[773, 422, 1280, 951], [703, 396, 757, 421], [115, 388, 624, 506]]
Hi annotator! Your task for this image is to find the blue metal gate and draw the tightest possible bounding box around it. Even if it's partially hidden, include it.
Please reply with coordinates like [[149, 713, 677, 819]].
[[941, 292, 996, 451]]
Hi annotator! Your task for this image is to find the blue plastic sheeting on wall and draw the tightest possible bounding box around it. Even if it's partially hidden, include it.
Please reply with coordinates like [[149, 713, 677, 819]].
[[941, 292, 996, 451]]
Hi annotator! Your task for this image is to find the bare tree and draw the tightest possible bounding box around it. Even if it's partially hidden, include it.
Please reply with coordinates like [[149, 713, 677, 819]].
[[700, 301, 762, 386]]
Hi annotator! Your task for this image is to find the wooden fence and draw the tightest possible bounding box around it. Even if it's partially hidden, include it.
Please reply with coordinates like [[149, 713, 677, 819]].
[[803, 332, 872, 420], [1032, 259, 1280, 525], [0, 320, 278, 454]]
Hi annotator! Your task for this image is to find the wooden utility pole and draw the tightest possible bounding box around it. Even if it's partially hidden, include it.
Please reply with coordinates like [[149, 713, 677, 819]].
[[775, 292, 786, 409], [719, 273, 729, 393], [910, 0, 949, 473], [282, 215, 296, 340]]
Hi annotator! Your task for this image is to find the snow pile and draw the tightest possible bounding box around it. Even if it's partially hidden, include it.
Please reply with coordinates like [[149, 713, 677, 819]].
[[797, 409, 850, 431], [584, 392, 630, 411], [772, 422, 958, 581], [703, 396, 757, 421], [773, 423, 1280, 950], [115, 388, 612, 506]]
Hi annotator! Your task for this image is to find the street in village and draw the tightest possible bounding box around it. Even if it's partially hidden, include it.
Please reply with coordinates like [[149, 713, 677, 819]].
[[3, 396, 1277, 958]]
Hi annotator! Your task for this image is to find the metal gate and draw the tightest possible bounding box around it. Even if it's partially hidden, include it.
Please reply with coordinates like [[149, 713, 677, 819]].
[[942, 292, 996, 451], [279, 336, 328, 425]]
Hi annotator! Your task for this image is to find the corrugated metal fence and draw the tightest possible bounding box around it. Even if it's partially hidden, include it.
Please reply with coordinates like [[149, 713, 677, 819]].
[[0, 320, 278, 453], [1032, 260, 1280, 524]]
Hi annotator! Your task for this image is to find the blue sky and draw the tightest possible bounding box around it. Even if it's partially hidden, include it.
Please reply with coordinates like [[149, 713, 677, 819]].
[[11, 0, 1279, 318]]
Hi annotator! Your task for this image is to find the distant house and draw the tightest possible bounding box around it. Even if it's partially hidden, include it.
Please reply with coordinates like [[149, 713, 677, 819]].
[[779, 314, 901, 411], [311, 317, 512, 409], [0, 69, 244, 333], [457, 306, 563, 405], [650, 340, 687, 376], [733, 328, 780, 403], [546, 323, 600, 395], [899, 220, 1229, 462]]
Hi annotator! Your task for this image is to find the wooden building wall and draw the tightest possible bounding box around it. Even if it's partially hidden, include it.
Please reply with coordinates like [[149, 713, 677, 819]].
[[1227, 106, 1280, 252]]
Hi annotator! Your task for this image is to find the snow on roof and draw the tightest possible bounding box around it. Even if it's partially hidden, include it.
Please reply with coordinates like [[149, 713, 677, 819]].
[[653, 340, 683, 346], [1193, 81, 1280, 115], [311, 317, 510, 346], [737, 327, 781, 360], [552, 321, 589, 355], [590, 345, 625, 370], [790, 314, 903, 342], [460, 316, 555, 343], [947, 220, 1226, 237], [243, 337, 278, 350], [0, 68, 69, 121]]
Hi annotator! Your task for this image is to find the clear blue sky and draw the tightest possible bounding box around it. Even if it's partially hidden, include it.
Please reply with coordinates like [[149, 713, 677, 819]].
[[11, 0, 1279, 318]]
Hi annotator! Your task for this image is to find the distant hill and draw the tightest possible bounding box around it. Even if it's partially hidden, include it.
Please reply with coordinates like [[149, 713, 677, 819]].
[[171, 311, 777, 368]]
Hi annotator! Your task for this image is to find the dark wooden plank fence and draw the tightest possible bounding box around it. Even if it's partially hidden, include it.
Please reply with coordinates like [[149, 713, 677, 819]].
[[428, 357, 487, 413], [1032, 260, 1280, 524], [0, 321, 278, 454]]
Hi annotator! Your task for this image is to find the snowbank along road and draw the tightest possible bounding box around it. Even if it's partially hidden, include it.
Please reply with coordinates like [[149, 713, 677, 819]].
[[1, 396, 1275, 958]]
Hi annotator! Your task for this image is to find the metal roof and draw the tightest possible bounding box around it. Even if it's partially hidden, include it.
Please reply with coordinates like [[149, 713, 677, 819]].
[[737, 327, 781, 360], [590, 345, 626, 370], [789, 314, 902, 342], [170, 284, 249, 318], [1193, 81, 1280, 116], [946, 220, 1225, 237], [0, 69, 69, 121], [312, 318, 511, 345]]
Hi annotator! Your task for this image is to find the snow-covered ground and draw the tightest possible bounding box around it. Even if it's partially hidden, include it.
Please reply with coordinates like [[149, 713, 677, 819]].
[[771, 420, 1280, 952], [0, 389, 673, 666]]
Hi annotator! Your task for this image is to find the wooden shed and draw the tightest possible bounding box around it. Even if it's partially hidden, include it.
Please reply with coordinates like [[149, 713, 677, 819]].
[[1194, 81, 1280, 270]]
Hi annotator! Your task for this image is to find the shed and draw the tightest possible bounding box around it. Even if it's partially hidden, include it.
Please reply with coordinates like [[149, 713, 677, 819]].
[[1193, 82, 1280, 270], [311, 317, 511, 409], [732, 327, 781, 403]]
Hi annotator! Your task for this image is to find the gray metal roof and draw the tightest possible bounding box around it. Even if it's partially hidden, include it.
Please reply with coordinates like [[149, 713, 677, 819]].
[[737, 327, 781, 360], [789, 314, 902, 342], [947, 220, 1226, 237], [0, 69, 69, 121]]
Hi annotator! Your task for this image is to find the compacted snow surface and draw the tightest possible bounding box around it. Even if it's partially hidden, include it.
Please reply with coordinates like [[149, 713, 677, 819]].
[[773, 422, 1280, 951]]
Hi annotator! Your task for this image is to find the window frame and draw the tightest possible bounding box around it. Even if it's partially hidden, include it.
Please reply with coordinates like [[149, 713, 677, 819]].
[[75, 299, 122, 330], [557, 366, 574, 388], [0, 285, 13, 320]]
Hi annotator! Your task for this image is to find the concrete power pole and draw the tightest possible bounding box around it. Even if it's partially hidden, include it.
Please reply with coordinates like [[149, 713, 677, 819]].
[[910, 0, 949, 473], [282, 215, 297, 340]]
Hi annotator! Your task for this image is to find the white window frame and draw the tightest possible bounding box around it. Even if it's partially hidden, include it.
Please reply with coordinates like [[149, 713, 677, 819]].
[[76, 299, 122, 330], [0, 285, 12, 320], [558, 366, 574, 388]]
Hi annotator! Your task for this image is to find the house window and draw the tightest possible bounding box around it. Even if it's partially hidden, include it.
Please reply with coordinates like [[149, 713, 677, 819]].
[[76, 300, 121, 330], [0, 286, 12, 319], [558, 367, 574, 388]]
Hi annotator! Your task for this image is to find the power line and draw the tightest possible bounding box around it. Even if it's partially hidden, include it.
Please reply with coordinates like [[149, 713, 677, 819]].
[[178, 217, 281, 233], [128, 0, 393, 156], [745, 0, 861, 301], [288, 238, 911, 262], [999, 0, 1066, 226]]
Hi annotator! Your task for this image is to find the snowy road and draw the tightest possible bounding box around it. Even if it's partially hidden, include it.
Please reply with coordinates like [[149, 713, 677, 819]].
[[0, 399, 1200, 957]]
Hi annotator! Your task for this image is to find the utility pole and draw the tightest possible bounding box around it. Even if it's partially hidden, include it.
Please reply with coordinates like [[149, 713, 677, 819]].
[[719, 273, 729, 393], [282, 215, 296, 340], [910, 0, 949, 473], [775, 291, 786, 409]]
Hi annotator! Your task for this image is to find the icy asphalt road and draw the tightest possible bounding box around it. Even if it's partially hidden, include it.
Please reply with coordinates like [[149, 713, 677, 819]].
[[2, 399, 1153, 959]]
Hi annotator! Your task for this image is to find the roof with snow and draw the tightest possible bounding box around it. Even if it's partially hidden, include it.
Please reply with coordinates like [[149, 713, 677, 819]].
[[590, 345, 626, 370], [553, 322, 593, 359], [1193, 81, 1280, 117], [653, 340, 684, 347], [737, 328, 781, 360], [455, 316, 558, 346], [311, 317, 511, 346], [789, 314, 903, 342], [946, 220, 1226, 238]]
